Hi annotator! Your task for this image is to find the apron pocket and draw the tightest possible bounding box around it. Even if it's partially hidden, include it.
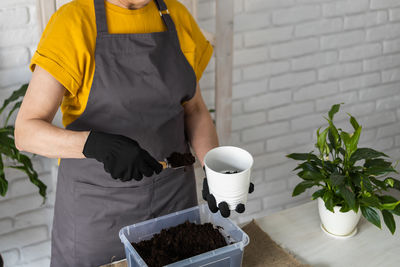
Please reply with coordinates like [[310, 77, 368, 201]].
[[73, 181, 153, 266]]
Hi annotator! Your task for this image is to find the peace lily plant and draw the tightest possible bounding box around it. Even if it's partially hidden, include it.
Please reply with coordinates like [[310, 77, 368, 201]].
[[287, 104, 400, 235]]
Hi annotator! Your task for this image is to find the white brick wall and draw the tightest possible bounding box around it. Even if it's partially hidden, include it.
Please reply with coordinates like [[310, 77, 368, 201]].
[[3, 0, 400, 266], [198, 0, 400, 225], [0, 1, 55, 266]]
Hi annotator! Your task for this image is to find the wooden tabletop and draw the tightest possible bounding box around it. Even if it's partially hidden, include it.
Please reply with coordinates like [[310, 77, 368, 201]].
[[255, 201, 400, 267]]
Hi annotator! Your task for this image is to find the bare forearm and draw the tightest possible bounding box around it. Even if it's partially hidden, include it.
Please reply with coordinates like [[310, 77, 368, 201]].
[[15, 119, 89, 159], [15, 66, 89, 159], [185, 108, 219, 166]]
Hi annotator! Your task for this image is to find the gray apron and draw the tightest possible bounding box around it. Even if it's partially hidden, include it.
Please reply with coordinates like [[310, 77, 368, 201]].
[[51, 0, 198, 266]]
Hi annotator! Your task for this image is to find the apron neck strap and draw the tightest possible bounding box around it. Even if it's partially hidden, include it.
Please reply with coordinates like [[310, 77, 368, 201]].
[[94, 0, 108, 35], [94, 0, 177, 35], [154, 0, 176, 32], [154, 0, 168, 11]]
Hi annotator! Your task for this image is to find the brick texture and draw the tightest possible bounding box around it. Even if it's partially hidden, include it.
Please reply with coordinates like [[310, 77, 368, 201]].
[[0, 1, 54, 266], [198, 0, 400, 230]]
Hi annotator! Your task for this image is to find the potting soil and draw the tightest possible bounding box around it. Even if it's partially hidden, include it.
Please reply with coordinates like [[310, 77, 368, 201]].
[[166, 152, 195, 168], [222, 170, 239, 174], [131, 220, 227, 266]]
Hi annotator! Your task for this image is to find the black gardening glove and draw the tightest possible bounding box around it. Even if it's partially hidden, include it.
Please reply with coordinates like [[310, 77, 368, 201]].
[[201, 167, 254, 218], [83, 131, 163, 181]]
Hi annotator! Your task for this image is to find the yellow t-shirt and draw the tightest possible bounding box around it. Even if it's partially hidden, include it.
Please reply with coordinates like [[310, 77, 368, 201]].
[[30, 0, 213, 127]]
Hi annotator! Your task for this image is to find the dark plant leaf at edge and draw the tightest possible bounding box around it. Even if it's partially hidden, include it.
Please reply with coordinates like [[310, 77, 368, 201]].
[[292, 181, 316, 197], [361, 206, 381, 229], [328, 104, 341, 120], [382, 210, 396, 235]]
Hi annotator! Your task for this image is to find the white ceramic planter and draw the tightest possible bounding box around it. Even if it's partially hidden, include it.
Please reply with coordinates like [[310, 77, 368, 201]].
[[318, 198, 361, 237]]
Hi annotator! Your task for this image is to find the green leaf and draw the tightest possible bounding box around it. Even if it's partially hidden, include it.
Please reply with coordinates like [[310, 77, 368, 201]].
[[352, 174, 362, 188], [386, 177, 400, 190], [379, 195, 399, 203], [348, 114, 360, 130], [323, 190, 334, 212], [311, 188, 326, 200], [381, 200, 400, 210], [327, 120, 340, 150], [328, 129, 336, 150], [0, 176, 7, 197], [330, 173, 345, 187], [340, 204, 351, 213], [364, 158, 392, 169], [339, 185, 356, 210], [18, 153, 34, 170], [361, 206, 381, 229], [298, 170, 325, 181], [0, 154, 7, 197], [369, 177, 387, 189], [360, 196, 381, 209], [390, 205, 400, 216], [380, 196, 400, 215], [379, 195, 400, 214], [350, 148, 388, 163], [323, 160, 336, 173], [385, 178, 395, 188], [328, 104, 341, 120], [0, 84, 28, 115], [365, 166, 397, 176], [292, 181, 316, 197], [382, 210, 396, 234], [317, 128, 329, 155], [286, 153, 318, 161], [294, 162, 320, 172], [0, 85, 46, 200], [340, 131, 351, 152], [332, 157, 343, 165], [359, 175, 374, 192], [4, 101, 21, 126], [4, 149, 47, 200], [338, 147, 346, 157], [349, 126, 362, 155], [10, 165, 46, 200]]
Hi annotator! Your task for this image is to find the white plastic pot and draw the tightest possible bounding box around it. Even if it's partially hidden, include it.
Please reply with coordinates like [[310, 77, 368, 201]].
[[204, 146, 253, 210], [318, 198, 361, 237]]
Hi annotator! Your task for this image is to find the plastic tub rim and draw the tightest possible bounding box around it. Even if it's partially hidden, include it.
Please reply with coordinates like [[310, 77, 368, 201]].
[[118, 204, 250, 266]]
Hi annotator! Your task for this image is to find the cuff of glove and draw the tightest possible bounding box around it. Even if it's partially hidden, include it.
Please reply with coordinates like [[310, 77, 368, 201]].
[[83, 131, 101, 158], [82, 131, 107, 159]]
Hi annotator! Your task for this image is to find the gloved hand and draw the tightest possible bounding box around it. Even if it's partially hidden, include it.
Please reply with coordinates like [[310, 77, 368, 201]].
[[83, 131, 163, 181], [201, 167, 254, 218]]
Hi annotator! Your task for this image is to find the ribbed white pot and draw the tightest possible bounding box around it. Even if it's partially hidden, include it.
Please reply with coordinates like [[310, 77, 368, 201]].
[[318, 198, 361, 236]]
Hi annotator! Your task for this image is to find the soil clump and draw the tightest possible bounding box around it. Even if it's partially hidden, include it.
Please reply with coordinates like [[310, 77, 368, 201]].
[[167, 152, 195, 168], [132, 220, 227, 266]]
